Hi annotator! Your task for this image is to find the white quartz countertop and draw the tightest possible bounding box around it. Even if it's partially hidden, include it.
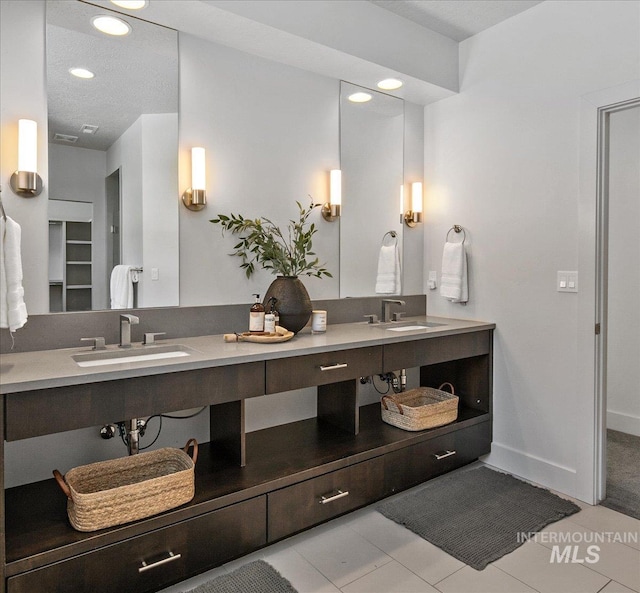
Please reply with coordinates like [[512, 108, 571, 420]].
[[0, 316, 494, 394]]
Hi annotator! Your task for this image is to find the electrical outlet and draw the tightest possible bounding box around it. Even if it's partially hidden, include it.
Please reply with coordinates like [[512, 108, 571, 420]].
[[557, 271, 578, 293], [428, 270, 437, 290]]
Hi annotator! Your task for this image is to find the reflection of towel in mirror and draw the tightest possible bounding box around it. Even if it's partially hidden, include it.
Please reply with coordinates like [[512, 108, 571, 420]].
[[440, 241, 468, 303], [110, 265, 134, 309], [375, 244, 401, 294], [0, 216, 28, 331]]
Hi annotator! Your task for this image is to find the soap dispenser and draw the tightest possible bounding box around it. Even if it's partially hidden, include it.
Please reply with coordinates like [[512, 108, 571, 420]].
[[268, 297, 279, 327], [249, 293, 265, 333]]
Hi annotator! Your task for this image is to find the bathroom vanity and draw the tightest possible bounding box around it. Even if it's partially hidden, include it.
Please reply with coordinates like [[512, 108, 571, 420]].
[[0, 317, 494, 593]]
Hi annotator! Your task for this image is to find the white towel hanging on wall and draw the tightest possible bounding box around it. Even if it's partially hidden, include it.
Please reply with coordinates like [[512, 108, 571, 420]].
[[0, 215, 28, 331], [110, 265, 135, 309], [440, 240, 468, 303], [375, 232, 401, 295]]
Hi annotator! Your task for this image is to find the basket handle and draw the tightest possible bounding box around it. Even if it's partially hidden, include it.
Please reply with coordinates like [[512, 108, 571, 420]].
[[381, 395, 404, 415], [183, 438, 198, 465], [53, 469, 72, 499], [438, 382, 455, 394]]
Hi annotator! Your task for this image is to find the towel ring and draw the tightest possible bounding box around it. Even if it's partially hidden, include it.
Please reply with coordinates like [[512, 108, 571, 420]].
[[446, 225, 466, 244], [382, 230, 398, 246]]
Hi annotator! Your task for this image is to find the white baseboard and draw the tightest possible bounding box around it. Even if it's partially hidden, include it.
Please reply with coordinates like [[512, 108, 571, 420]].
[[607, 410, 640, 437], [484, 442, 578, 500]]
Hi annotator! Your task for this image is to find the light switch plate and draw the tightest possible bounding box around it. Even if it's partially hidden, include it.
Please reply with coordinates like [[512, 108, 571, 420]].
[[428, 271, 437, 290], [557, 271, 578, 293]]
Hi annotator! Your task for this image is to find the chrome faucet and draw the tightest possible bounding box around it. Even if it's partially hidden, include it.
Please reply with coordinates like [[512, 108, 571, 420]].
[[382, 299, 406, 322], [119, 314, 139, 348]]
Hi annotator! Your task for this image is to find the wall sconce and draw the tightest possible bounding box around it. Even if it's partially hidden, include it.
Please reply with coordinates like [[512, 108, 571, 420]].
[[322, 169, 341, 222], [182, 147, 207, 211], [9, 119, 43, 197], [404, 181, 423, 227]]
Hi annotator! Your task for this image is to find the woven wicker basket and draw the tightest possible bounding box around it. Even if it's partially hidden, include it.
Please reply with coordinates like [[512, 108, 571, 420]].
[[381, 383, 459, 431], [53, 438, 198, 532]]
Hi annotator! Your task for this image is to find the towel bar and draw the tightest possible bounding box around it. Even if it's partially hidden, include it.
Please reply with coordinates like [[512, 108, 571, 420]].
[[446, 225, 466, 244]]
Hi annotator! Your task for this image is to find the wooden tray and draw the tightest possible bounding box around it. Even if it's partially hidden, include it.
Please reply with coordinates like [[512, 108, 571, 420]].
[[223, 325, 294, 343]]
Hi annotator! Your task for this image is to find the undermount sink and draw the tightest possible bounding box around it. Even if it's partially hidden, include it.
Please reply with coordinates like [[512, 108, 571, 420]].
[[380, 321, 447, 332], [72, 344, 196, 367]]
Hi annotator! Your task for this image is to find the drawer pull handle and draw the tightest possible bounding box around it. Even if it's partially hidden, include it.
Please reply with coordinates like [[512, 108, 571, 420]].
[[138, 551, 182, 573], [319, 363, 348, 371], [434, 450, 457, 460], [319, 489, 350, 504]]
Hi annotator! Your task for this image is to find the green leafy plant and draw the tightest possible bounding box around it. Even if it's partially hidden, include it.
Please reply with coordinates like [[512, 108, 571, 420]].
[[210, 199, 332, 279]]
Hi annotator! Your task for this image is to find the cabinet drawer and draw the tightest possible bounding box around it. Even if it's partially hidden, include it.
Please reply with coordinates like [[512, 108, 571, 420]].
[[7, 497, 267, 593], [6, 362, 265, 441], [384, 421, 491, 495], [268, 456, 385, 542], [266, 346, 383, 393], [383, 331, 491, 372]]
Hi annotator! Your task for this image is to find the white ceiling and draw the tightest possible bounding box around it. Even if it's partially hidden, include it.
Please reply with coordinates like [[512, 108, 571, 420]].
[[370, 0, 544, 42], [46, 0, 544, 151]]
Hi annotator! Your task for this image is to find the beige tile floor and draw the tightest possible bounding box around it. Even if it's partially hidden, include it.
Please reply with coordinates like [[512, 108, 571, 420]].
[[161, 465, 640, 593]]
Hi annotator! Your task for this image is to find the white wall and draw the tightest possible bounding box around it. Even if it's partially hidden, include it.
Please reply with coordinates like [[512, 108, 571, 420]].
[[0, 0, 49, 316], [140, 113, 180, 308], [424, 0, 640, 499], [607, 106, 640, 436]]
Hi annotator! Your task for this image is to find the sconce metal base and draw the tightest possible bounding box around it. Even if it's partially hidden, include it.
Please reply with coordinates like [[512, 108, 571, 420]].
[[10, 171, 43, 197], [321, 203, 341, 222], [182, 188, 206, 211], [403, 210, 422, 228]]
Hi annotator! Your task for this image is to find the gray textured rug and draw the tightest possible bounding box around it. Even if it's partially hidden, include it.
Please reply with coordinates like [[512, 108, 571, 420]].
[[184, 560, 297, 593], [377, 466, 580, 570], [601, 429, 640, 520]]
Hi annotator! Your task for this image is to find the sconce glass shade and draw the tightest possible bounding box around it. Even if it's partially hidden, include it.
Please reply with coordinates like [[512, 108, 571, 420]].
[[10, 119, 43, 197], [18, 119, 37, 173], [330, 169, 342, 207], [191, 147, 206, 190], [411, 181, 423, 214], [322, 169, 341, 221], [403, 181, 423, 227], [182, 147, 207, 211]]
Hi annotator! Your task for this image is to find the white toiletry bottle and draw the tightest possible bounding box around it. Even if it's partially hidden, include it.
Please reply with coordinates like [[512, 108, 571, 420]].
[[264, 304, 276, 334]]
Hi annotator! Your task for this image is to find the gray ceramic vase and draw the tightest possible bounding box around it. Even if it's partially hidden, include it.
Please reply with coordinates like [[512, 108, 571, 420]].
[[263, 276, 312, 334]]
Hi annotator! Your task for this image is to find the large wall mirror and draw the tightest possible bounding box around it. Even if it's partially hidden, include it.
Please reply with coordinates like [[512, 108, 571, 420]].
[[339, 81, 404, 298], [46, 0, 179, 312]]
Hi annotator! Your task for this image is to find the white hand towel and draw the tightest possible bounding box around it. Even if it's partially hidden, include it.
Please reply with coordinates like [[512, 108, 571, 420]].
[[375, 243, 401, 295], [110, 265, 134, 309], [0, 216, 28, 331], [440, 241, 468, 303]]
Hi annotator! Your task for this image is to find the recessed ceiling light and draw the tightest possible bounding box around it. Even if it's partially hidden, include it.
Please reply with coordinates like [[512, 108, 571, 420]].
[[110, 0, 148, 9], [348, 92, 372, 103], [69, 67, 95, 79], [377, 78, 403, 90], [91, 15, 131, 36]]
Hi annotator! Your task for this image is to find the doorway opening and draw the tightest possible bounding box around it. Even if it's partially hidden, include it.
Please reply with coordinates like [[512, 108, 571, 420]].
[[597, 102, 640, 519]]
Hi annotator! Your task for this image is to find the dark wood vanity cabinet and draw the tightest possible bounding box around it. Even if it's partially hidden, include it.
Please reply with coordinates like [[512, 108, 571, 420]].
[[1, 327, 493, 593], [6, 497, 267, 593]]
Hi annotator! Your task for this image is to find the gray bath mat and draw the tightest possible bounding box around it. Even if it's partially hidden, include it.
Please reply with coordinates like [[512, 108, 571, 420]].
[[184, 560, 298, 593], [377, 466, 580, 570]]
